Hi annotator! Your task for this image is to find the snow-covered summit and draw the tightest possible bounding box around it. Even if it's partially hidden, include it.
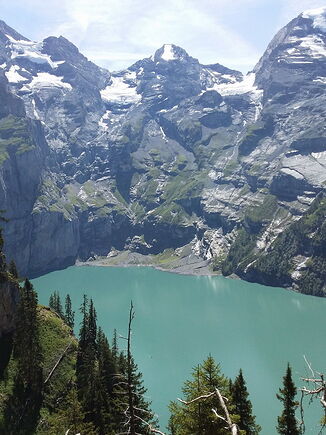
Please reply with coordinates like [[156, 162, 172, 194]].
[[153, 44, 191, 63], [6, 35, 63, 69], [302, 7, 326, 32], [0, 19, 29, 43]]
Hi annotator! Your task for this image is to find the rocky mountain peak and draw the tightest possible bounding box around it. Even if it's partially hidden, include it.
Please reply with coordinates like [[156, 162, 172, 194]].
[[0, 20, 29, 43], [301, 6, 326, 32], [253, 7, 326, 99], [153, 44, 192, 63], [0, 14, 325, 296]]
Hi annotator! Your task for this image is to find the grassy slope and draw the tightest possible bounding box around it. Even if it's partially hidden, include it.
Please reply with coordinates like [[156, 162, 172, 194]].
[[0, 306, 78, 432]]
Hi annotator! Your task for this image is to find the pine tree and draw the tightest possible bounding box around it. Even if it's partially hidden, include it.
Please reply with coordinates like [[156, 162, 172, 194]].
[[112, 328, 118, 362], [49, 293, 54, 311], [8, 260, 18, 279], [4, 279, 43, 434], [45, 387, 98, 435], [112, 353, 157, 434], [110, 303, 157, 434], [232, 369, 261, 434], [98, 327, 116, 396], [168, 355, 233, 435], [276, 364, 300, 435], [76, 297, 111, 432], [64, 293, 75, 329], [49, 291, 64, 318]]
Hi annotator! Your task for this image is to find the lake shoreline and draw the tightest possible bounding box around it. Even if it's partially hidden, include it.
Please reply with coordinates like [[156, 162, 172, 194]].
[[75, 248, 218, 277], [76, 249, 300, 293]]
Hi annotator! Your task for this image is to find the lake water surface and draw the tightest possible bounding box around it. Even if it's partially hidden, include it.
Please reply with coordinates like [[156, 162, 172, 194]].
[[33, 266, 326, 434]]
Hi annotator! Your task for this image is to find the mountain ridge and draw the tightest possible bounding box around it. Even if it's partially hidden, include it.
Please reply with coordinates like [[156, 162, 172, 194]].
[[0, 9, 325, 295]]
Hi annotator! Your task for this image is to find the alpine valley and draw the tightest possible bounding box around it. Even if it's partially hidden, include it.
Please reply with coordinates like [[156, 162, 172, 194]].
[[0, 7, 325, 296]]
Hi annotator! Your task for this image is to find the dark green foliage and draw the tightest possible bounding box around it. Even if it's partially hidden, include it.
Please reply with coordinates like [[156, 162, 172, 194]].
[[221, 228, 257, 276], [112, 328, 118, 361], [252, 227, 300, 286], [239, 117, 274, 156], [111, 352, 157, 435], [41, 387, 98, 435], [4, 279, 43, 435], [64, 294, 75, 329], [0, 115, 35, 165], [276, 364, 300, 435], [252, 195, 326, 294], [76, 297, 98, 419], [244, 195, 278, 233], [98, 328, 116, 396], [298, 257, 326, 296], [0, 333, 13, 381], [0, 233, 18, 379], [232, 369, 261, 434], [48, 291, 64, 318], [169, 355, 234, 435], [8, 260, 18, 279]]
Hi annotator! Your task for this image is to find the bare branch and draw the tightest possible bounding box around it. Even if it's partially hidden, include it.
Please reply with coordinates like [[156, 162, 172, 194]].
[[214, 388, 239, 435], [211, 408, 227, 423], [177, 391, 216, 405], [177, 388, 237, 434], [44, 342, 72, 385], [303, 355, 316, 378], [134, 415, 167, 435]]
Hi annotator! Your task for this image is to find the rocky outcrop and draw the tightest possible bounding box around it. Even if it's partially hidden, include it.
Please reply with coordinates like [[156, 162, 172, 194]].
[[0, 10, 325, 295], [0, 233, 20, 376]]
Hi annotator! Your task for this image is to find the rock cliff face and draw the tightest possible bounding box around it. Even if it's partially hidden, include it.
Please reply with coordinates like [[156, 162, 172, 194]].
[[0, 232, 20, 376], [0, 8, 325, 294]]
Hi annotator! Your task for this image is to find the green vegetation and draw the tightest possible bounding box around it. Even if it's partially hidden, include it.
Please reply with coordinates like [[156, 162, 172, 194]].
[[49, 291, 74, 329], [0, 289, 156, 434], [221, 228, 257, 276], [36, 178, 128, 219], [0, 115, 35, 165], [238, 117, 274, 156], [216, 194, 326, 297], [231, 370, 261, 435], [223, 160, 238, 177], [244, 195, 278, 233], [169, 356, 260, 435], [161, 171, 205, 203], [3, 280, 43, 434], [0, 225, 324, 434], [276, 364, 300, 435], [245, 195, 278, 225], [143, 171, 206, 224], [252, 195, 326, 294]]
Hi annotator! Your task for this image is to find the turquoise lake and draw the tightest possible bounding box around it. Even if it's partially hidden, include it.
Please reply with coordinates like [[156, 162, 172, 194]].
[[32, 266, 326, 434]]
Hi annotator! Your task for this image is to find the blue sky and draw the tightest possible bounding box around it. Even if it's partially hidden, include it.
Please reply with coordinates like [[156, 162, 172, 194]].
[[1, 0, 325, 73]]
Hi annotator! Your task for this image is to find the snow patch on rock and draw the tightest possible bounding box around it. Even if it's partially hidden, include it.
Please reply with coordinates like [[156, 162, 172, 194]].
[[6, 36, 64, 69], [100, 76, 141, 104], [207, 72, 262, 98], [5, 65, 28, 83], [28, 72, 72, 90], [302, 7, 326, 32], [98, 111, 111, 130], [161, 44, 177, 61]]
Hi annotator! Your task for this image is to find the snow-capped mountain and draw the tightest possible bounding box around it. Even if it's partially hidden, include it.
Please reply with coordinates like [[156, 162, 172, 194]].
[[0, 9, 325, 294]]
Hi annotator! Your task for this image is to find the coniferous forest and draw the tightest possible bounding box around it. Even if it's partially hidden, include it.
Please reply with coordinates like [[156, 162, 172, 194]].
[[0, 221, 325, 435]]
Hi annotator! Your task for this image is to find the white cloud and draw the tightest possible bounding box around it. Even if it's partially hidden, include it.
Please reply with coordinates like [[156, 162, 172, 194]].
[[279, 0, 326, 25], [2, 0, 310, 73], [49, 0, 260, 72]]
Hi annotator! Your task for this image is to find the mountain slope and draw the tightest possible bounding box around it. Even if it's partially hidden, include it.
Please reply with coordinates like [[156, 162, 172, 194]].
[[0, 10, 325, 294]]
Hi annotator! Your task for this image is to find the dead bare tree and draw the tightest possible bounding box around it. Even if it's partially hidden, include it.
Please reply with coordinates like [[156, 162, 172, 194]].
[[44, 342, 73, 385], [127, 300, 136, 435], [177, 387, 239, 435], [299, 356, 326, 434], [116, 301, 158, 435]]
